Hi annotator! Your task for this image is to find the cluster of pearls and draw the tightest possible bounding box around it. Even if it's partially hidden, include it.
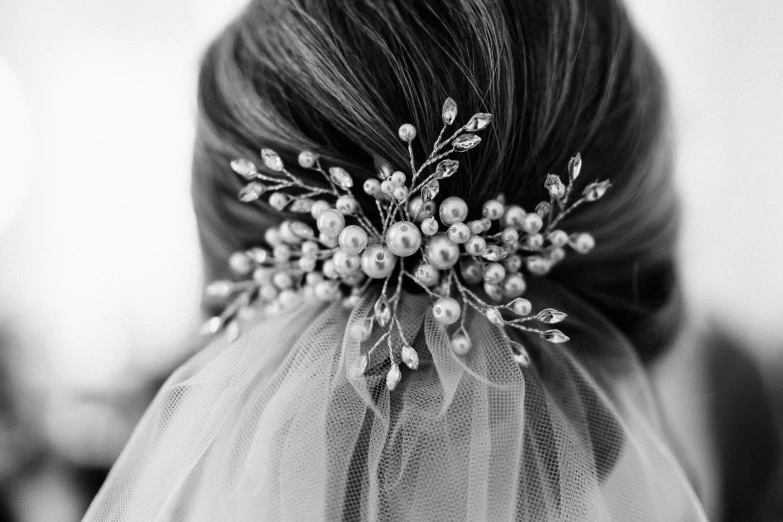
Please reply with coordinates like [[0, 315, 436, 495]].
[[206, 97, 611, 392]]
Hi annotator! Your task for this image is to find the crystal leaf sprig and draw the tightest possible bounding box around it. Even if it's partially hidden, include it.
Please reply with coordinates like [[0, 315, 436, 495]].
[[204, 97, 611, 391]]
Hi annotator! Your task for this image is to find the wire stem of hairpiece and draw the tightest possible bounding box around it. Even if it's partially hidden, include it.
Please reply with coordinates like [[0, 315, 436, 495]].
[[547, 196, 586, 232]]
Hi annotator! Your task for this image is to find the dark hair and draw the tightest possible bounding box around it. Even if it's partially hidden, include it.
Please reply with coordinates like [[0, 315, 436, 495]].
[[192, 0, 680, 362]]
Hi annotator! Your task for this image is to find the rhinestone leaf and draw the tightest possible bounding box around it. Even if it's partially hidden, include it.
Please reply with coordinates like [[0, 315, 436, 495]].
[[442, 97, 458, 125], [374, 295, 391, 327], [535, 201, 551, 216], [485, 307, 505, 327], [481, 245, 508, 262], [269, 192, 293, 210], [452, 133, 481, 151], [238, 182, 266, 202], [434, 159, 459, 179], [584, 180, 611, 202], [544, 174, 565, 198], [329, 167, 354, 189], [464, 113, 493, 132], [512, 349, 531, 367], [231, 158, 258, 179], [386, 363, 402, 391], [421, 180, 440, 202], [542, 329, 570, 343], [349, 354, 369, 379], [248, 247, 269, 263], [205, 280, 233, 298], [289, 221, 315, 240], [568, 153, 582, 180], [536, 308, 567, 324], [289, 198, 316, 213], [401, 346, 419, 370], [261, 149, 284, 171]]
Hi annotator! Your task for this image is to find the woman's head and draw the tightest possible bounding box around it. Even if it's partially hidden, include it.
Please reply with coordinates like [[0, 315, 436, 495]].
[[193, 0, 679, 361]]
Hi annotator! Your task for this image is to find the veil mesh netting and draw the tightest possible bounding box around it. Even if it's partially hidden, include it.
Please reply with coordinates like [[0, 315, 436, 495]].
[[84, 279, 708, 521]]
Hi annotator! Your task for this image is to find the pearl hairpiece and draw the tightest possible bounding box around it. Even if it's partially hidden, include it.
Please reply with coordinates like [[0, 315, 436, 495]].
[[204, 97, 610, 390]]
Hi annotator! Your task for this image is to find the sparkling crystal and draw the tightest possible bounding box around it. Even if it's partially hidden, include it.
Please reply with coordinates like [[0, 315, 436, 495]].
[[386, 363, 402, 391], [542, 329, 570, 343], [230, 158, 258, 179], [512, 348, 531, 367], [544, 174, 565, 199], [421, 180, 440, 202], [536, 308, 567, 324], [401, 346, 419, 370], [584, 180, 611, 202], [485, 307, 505, 327], [349, 354, 369, 379], [535, 201, 551, 217], [247, 247, 269, 263], [350, 317, 374, 341], [374, 295, 391, 327], [269, 192, 293, 210], [442, 97, 458, 125], [329, 167, 354, 189], [452, 133, 481, 151], [434, 159, 459, 179], [238, 182, 266, 202], [289, 221, 315, 240], [205, 280, 233, 298], [464, 113, 493, 132], [481, 245, 508, 262], [289, 198, 316, 213], [261, 148, 284, 171], [568, 153, 582, 180]]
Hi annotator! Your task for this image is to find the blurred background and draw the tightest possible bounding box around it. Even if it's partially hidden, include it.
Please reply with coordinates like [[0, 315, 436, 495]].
[[0, 0, 781, 520]]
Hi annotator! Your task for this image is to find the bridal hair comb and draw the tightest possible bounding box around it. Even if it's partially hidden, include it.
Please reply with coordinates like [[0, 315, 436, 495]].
[[204, 98, 610, 390]]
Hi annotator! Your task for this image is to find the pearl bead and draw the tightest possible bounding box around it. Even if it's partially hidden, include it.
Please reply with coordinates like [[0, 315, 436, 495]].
[[439, 197, 469, 225], [342, 272, 365, 285], [298, 151, 318, 168], [424, 234, 460, 270], [503, 254, 522, 273], [273, 244, 291, 261], [360, 244, 397, 279], [315, 281, 339, 300], [451, 332, 472, 355], [482, 200, 504, 220], [259, 284, 278, 301], [322, 259, 338, 279], [381, 179, 395, 195], [502, 205, 526, 229], [460, 258, 483, 284], [447, 223, 471, 244], [522, 213, 543, 234], [301, 241, 319, 257], [272, 271, 293, 289], [409, 197, 436, 222], [550, 247, 566, 262], [278, 221, 300, 244], [364, 179, 381, 197], [386, 221, 422, 257], [264, 227, 283, 247], [525, 233, 544, 250], [319, 233, 339, 248], [229, 252, 253, 275], [253, 267, 273, 284], [338, 225, 369, 255], [484, 282, 503, 301], [465, 236, 486, 256], [317, 209, 346, 237], [432, 297, 461, 325], [393, 186, 409, 201], [390, 171, 406, 186], [310, 200, 331, 219], [278, 289, 302, 309], [501, 228, 519, 246], [480, 218, 492, 231], [398, 123, 417, 142], [333, 250, 361, 275], [512, 298, 532, 316], [305, 272, 323, 286], [468, 220, 484, 235], [502, 273, 526, 298], [548, 230, 568, 248], [421, 216, 439, 236], [336, 195, 358, 215], [298, 257, 316, 272], [415, 263, 439, 286], [483, 262, 506, 284], [571, 233, 595, 254], [527, 256, 551, 275]]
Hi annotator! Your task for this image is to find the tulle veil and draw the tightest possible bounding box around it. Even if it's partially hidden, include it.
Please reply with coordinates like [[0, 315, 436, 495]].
[[84, 278, 708, 521]]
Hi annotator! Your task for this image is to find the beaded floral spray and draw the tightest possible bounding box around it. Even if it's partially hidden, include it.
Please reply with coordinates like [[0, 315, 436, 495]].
[[205, 98, 610, 391]]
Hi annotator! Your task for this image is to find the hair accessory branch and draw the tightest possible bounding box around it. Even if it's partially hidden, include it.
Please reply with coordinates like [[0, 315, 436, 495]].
[[204, 97, 611, 390]]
